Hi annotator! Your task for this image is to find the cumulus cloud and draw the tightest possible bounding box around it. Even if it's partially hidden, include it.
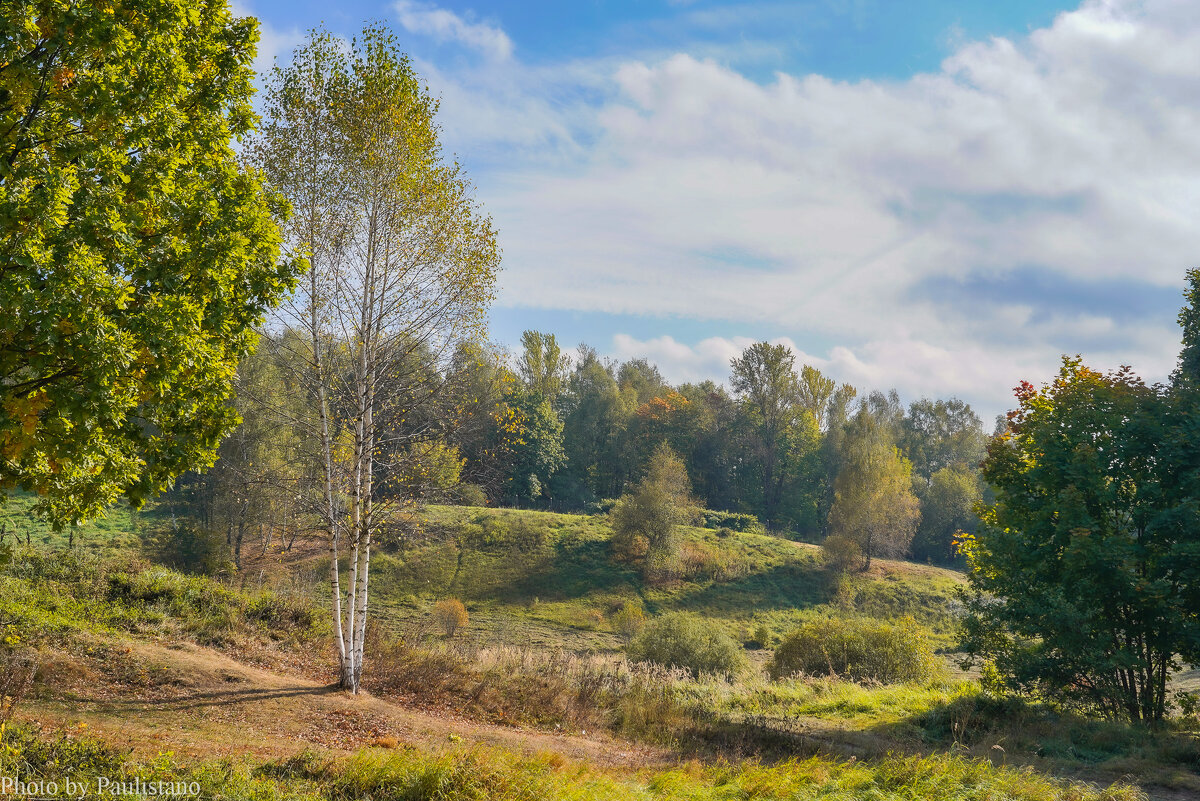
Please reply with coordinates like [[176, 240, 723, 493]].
[[411, 0, 1200, 414], [394, 1, 513, 61]]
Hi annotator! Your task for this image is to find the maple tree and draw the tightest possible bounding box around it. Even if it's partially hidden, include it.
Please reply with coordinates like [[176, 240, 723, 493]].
[[0, 1, 300, 524]]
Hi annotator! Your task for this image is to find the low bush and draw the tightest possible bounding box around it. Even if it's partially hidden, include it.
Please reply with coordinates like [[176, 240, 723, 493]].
[[431, 599, 469, 637], [769, 616, 938, 684], [453, 483, 490, 507], [627, 613, 745, 678], [584, 498, 619, 515], [611, 600, 646, 641], [821, 533, 863, 574], [699, 510, 764, 534]]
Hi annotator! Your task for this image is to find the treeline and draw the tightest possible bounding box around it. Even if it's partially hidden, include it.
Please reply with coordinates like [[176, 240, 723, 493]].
[[169, 330, 988, 569], [457, 335, 987, 565]]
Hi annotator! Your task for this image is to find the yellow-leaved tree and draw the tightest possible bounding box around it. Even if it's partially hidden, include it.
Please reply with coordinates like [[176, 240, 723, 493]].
[[252, 25, 500, 693]]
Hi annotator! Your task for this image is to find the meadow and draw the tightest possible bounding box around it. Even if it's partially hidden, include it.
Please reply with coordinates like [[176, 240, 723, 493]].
[[3, 499, 1199, 798]]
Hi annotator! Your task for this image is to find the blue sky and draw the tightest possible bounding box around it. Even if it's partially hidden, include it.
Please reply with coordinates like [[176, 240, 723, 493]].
[[236, 0, 1200, 419]]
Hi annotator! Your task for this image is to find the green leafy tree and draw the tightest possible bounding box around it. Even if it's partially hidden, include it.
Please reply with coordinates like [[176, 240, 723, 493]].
[[516, 330, 569, 405], [827, 406, 920, 569], [617, 358, 667, 406], [900, 398, 987, 480], [962, 358, 1192, 723], [610, 443, 697, 577], [0, 1, 301, 524], [499, 386, 565, 506], [557, 345, 634, 501], [912, 465, 980, 563], [730, 342, 819, 530]]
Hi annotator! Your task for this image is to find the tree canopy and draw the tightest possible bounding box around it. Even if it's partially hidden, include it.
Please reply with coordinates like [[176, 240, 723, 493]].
[[963, 357, 1195, 723], [0, 1, 301, 524]]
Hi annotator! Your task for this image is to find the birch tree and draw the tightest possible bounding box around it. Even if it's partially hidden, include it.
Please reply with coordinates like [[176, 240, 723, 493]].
[[253, 26, 499, 692]]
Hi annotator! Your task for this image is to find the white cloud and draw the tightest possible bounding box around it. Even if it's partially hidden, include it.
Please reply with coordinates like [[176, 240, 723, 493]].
[[408, 0, 1200, 414], [393, 1, 513, 61]]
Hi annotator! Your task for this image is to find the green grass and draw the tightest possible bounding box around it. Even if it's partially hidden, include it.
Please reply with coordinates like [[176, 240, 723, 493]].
[[0, 491, 155, 552], [0, 547, 325, 650], [5, 498, 1194, 793], [0, 724, 1148, 801], [373, 505, 964, 651]]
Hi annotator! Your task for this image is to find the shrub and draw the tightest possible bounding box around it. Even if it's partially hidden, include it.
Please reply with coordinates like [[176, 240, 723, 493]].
[[432, 599, 469, 638], [611, 601, 646, 641], [744, 623, 772, 649], [699, 510, 764, 534], [610, 445, 696, 576], [454, 483, 489, 507], [769, 616, 938, 684], [585, 498, 619, 515], [627, 613, 745, 678], [822, 533, 863, 574]]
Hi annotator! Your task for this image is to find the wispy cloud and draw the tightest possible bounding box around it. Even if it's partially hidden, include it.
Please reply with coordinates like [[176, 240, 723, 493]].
[[409, 0, 1200, 414], [393, 1, 513, 61]]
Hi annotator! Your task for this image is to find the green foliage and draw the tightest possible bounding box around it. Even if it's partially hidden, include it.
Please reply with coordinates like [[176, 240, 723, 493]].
[[610, 444, 699, 581], [900, 398, 987, 481], [729, 343, 823, 530], [912, 465, 981, 564], [769, 616, 938, 684], [699, 509, 763, 533], [517, 330, 569, 403], [0, 0, 302, 525], [828, 406, 920, 567], [500, 387, 566, 505], [627, 613, 745, 678], [454, 483, 489, 507], [963, 357, 1191, 723], [821, 533, 863, 575]]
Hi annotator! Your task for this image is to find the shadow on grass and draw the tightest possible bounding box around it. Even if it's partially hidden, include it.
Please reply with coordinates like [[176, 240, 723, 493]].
[[63, 683, 342, 712], [656, 561, 832, 618], [479, 536, 639, 604]]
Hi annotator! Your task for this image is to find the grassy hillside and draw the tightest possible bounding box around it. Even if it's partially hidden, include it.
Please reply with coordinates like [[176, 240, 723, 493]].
[[4, 501, 1199, 798], [0, 492, 149, 551], [365, 505, 964, 650]]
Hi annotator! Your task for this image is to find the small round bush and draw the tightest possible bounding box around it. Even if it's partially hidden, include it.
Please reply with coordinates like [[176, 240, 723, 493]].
[[612, 601, 646, 641], [769, 616, 937, 684], [821, 533, 863, 574], [454, 483, 489, 507], [627, 613, 745, 678], [431, 599, 469, 638]]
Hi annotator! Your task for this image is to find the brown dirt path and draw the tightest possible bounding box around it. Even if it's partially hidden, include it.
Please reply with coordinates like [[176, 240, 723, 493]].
[[23, 638, 669, 768]]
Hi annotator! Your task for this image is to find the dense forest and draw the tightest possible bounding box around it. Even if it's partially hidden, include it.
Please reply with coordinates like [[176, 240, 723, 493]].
[[168, 332, 989, 570]]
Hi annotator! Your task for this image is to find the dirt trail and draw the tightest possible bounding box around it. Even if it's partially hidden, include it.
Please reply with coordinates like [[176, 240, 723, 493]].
[[25, 639, 669, 768]]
